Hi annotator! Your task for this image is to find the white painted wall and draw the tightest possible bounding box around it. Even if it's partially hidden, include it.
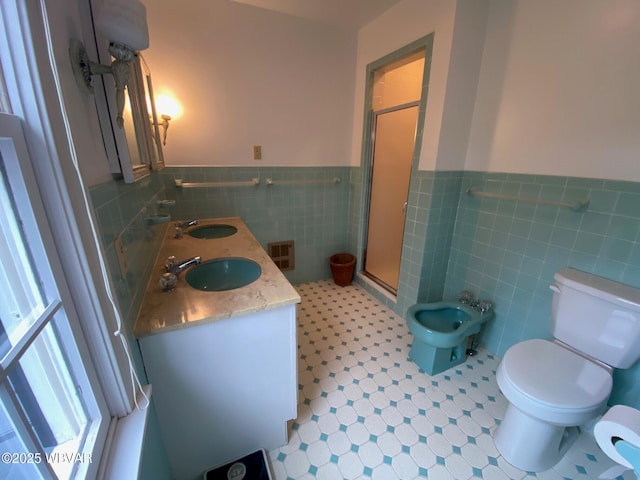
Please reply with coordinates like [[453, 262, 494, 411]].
[[465, 0, 640, 181], [140, 0, 640, 180], [351, 0, 457, 170], [142, 0, 356, 167], [351, 0, 489, 171], [435, 0, 489, 170]]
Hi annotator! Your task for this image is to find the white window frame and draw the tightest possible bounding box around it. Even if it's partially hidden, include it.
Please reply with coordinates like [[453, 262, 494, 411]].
[[0, 0, 147, 477], [0, 0, 136, 409], [0, 112, 108, 479]]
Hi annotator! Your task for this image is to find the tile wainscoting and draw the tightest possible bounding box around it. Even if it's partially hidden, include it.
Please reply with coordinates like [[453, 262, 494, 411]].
[[89, 168, 640, 408], [160, 166, 352, 285]]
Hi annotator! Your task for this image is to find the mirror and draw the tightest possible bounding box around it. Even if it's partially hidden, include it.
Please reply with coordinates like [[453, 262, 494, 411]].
[[88, 0, 163, 183], [121, 68, 150, 182], [88, 29, 147, 181], [123, 56, 165, 180], [140, 57, 165, 171]]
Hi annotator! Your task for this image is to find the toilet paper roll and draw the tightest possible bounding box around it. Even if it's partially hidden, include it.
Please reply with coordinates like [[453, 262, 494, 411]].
[[594, 405, 640, 468]]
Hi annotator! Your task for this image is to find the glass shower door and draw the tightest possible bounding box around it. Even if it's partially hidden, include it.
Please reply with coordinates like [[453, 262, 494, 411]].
[[363, 104, 419, 292]]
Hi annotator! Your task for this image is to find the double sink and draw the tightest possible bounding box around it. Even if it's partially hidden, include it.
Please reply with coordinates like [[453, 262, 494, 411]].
[[135, 217, 300, 337]]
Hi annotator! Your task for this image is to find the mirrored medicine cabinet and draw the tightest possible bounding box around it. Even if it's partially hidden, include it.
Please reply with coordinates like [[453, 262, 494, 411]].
[[89, 1, 164, 183]]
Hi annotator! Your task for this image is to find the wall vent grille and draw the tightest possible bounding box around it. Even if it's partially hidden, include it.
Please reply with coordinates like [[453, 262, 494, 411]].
[[268, 240, 295, 271]]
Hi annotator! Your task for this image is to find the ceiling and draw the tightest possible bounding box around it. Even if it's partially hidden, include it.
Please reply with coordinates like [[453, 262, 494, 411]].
[[229, 0, 403, 30]]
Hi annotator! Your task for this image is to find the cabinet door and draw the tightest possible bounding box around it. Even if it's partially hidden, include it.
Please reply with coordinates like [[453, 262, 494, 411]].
[[139, 305, 297, 479]]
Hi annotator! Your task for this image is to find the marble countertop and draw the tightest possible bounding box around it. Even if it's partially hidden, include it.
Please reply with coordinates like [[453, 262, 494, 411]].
[[134, 217, 300, 337]]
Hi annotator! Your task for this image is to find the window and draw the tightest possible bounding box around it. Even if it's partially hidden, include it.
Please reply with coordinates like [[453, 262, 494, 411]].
[[0, 1, 149, 477], [0, 113, 108, 479]]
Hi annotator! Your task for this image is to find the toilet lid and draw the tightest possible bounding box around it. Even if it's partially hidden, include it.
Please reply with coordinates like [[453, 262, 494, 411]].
[[501, 339, 612, 410]]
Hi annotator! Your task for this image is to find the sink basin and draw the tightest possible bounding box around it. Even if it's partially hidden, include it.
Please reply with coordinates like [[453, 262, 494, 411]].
[[187, 224, 238, 239], [185, 257, 261, 291]]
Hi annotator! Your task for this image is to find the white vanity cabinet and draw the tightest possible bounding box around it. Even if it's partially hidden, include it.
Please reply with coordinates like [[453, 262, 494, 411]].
[[134, 218, 300, 480], [139, 304, 297, 480]]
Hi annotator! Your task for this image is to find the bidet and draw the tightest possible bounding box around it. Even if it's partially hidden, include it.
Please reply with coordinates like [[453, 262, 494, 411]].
[[406, 293, 493, 375]]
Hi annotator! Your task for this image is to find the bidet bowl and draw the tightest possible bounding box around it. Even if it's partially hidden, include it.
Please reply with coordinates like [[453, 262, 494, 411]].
[[185, 257, 261, 291], [187, 224, 238, 239], [407, 302, 492, 348]]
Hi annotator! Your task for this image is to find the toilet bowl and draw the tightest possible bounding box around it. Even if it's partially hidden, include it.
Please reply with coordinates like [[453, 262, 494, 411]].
[[406, 301, 493, 375], [495, 339, 611, 471], [494, 268, 640, 472]]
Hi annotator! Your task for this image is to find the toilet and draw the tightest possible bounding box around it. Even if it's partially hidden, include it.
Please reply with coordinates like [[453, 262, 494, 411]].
[[494, 268, 640, 472]]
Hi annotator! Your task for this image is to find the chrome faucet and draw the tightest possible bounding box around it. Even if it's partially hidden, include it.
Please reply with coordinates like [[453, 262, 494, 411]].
[[166, 256, 201, 276], [174, 219, 198, 238], [160, 255, 201, 291], [470, 299, 493, 314], [459, 290, 493, 314]]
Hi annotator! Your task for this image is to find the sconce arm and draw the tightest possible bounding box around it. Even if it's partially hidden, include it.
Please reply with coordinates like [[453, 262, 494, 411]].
[[110, 59, 130, 128], [69, 39, 135, 129], [160, 115, 171, 146], [70, 39, 106, 93]]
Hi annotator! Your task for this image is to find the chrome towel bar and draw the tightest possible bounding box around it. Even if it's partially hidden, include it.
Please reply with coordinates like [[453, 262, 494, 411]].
[[174, 178, 260, 188], [173, 177, 342, 188], [265, 177, 341, 186], [465, 187, 589, 212]]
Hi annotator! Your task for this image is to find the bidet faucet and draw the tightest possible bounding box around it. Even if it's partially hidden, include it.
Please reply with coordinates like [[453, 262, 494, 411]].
[[471, 299, 493, 314], [174, 219, 198, 238], [166, 256, 201, 276], [459, 290, 474, 304]]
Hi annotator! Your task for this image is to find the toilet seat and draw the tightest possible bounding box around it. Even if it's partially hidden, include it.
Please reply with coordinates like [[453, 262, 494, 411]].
[[497, 339, 612, 425]]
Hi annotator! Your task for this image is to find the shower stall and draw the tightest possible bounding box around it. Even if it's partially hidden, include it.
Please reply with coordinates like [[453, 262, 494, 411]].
[[362, 47, 426, 295]]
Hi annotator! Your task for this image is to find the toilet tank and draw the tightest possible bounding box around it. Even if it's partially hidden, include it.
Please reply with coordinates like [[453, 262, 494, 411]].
[[551, 268, 640, 369]]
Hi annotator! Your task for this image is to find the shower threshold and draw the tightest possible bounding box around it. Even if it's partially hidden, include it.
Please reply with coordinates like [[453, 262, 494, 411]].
[[361, 270, 397, 297]]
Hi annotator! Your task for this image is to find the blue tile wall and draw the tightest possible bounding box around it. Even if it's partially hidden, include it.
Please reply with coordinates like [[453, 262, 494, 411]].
[[396, 170, 435, 314], [352, 171, 463, 318], [347, 166, 364, 257], [404, 171, 463, 307], [88, 173, 167, 379], [159, 166, 352, 284], [444, 171, 640, 408], [89, 172, 173, 478]]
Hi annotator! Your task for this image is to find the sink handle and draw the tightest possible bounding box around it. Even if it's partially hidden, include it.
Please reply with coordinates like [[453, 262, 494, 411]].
[[159, 272, 177, 291], [459, 290, 474, 304], [164, 255, 177, 272], [475, 300, 493, 314]]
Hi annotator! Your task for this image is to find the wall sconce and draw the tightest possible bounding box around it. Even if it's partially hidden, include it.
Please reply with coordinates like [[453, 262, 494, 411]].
[[69, 0, 149, 128], [151, 94, 181, 146], [151, 114, 172, 146]]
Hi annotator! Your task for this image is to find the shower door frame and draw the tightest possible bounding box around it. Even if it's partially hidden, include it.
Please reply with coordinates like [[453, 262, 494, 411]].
[[357, 35, 433, 299]]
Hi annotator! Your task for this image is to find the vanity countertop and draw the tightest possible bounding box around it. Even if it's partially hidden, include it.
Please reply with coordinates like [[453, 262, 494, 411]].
[[134, 217, 300, 337]]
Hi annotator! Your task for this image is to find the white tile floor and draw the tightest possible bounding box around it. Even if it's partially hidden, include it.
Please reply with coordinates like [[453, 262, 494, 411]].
[[267, 280, 632, 480]]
